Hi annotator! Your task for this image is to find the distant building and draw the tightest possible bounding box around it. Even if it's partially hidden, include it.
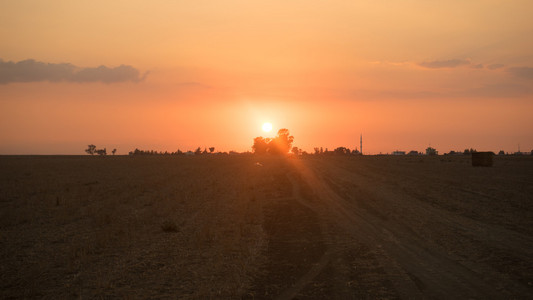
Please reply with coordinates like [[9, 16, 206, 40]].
[[392, 150, 406, 155], [408, 150, 419, 155], [426, 147, 438, 155]]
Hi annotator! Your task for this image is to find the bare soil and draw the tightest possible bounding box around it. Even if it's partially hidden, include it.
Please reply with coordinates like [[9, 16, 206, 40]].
[[1, 155, 532, 299]]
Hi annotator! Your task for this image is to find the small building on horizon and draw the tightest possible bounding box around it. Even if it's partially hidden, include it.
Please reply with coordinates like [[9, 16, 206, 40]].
[[392, 150, 406, 155]]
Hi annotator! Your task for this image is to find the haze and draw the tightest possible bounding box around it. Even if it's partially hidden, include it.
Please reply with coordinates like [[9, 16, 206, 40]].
[[1, 1, 532, 154]]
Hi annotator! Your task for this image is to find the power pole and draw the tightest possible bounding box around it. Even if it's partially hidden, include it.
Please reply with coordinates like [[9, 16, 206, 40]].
[[360, 134, 363, 155]]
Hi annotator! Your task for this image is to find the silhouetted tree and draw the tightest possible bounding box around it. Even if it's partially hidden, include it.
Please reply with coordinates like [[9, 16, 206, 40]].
[[314, 147, 320, 155], [252, 137, 269, 154], [252, 129, 294, 155], [96, 148, 107, 156], [464, 148, 477, 155], [269, 128, 294, 154], [112, 148, 117, 155], [194, 147, 202, 155], [209, 147, 215, 153], [291, 146, 300, 156], [85, 144, 96, 155], [498, 150, 505, 155], [334, 147, 350, 155]]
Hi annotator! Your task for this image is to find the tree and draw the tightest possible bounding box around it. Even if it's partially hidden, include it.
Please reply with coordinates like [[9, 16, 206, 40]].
[[209, 147, 215, 153], [252, 137, 269, 154], [96, 148, 107, 156], [194, 147, 202, 155], [85, 144, 96, 155], [291, 146, 300, 156], [314, 147, 320, 155], [252, 128, 295, 155], [269, 128, 294, 154], [112, 148, 117, 155], [334, 147, 350, 155]]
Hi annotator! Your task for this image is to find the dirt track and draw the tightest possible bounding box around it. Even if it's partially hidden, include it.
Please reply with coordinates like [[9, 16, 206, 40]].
[[251, 155, 533, 299], [1, 155, 532, 299]]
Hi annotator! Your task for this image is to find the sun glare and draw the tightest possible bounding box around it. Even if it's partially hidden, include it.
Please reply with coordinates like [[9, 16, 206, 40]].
[[262, 122, 272, 132]]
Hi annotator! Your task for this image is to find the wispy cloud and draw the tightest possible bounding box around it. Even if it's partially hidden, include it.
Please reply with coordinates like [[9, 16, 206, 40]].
[[343, 83, 531, 100], [418, 59, 471, 69], [487, 63, 504, 70], [507, 67, 533, 80], [0, 59, 147, 84]]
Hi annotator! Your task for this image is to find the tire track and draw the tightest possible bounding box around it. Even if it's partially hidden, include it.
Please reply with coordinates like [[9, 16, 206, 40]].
[[294, 158, 528, 299]]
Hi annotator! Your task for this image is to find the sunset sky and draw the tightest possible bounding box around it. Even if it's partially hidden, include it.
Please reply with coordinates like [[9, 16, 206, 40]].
[[1, 1, 532, 154]]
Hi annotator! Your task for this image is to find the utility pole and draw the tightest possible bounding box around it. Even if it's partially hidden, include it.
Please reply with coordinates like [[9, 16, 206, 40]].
[[360, 134, 363, 155]]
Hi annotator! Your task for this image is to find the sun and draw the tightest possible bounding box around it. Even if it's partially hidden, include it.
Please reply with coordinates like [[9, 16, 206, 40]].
[[262, 122, 273, 132]]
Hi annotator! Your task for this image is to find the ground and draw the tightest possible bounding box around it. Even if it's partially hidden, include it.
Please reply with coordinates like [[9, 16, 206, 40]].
[[0, 155, 532, 299]]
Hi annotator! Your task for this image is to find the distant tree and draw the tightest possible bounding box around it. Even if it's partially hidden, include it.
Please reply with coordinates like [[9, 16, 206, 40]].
[[202, 148, 208, 154], [112, 148, 117, 155], [209, 147, 215, 153], [85, 144, 96, 155], [426, 147, 438, 155], [320, 147, 324, 154], [334, 147, 350, 155], [291, 146, 300, 156], [269, 128, 294, 154], [252, 137, 269, 154], [252, 128, 294, 155], [194, 147, 202, 155], [314, 147, 320, 155], [498, 150, 505, 155], [95, 148, 107, 156], [464, 148, 477, 155]]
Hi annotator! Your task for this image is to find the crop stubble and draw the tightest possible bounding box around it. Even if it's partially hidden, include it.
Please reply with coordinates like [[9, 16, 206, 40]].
[[0, 155, 532, 298]]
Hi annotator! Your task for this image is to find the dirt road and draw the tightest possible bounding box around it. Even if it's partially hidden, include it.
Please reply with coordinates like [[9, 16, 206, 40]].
[[1, 155, 531, 298], [251, 156, 533, 299]]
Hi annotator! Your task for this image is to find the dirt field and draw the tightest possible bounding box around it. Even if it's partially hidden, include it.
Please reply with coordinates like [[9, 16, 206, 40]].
[[1, 155, 532, 299]]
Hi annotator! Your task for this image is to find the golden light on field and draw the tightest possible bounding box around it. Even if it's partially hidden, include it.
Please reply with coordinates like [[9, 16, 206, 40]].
[[262, 122, 273, 133]]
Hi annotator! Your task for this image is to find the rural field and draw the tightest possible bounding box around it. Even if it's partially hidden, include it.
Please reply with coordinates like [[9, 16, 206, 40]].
[[0, 154, 532, 299]]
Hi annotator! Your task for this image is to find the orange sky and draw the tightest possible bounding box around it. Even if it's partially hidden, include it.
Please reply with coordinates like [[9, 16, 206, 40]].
[[1, 1, 532, 154]]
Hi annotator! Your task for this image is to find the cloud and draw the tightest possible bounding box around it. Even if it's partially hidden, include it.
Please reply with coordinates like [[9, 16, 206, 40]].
[[0, 59, 147, 84], [507, 67, 533, 80], [487, 63, 504, 70], [459, 83, 532, 98], [344, 83, 531, 100], [418, 59, 471, 69]]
